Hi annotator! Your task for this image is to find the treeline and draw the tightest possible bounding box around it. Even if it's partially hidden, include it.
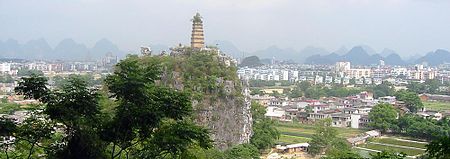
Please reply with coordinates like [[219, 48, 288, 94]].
[[288, 81, 395, 99], [0, 74, 13, 83], [368, 103, 450, 158], [407, 79, 450, 95], [369, 103, 449, 140], [249, 80, 291, 87]]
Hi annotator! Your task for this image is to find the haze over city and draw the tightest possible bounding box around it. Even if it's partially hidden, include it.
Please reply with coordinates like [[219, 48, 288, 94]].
[[2, 0, 450, 57]]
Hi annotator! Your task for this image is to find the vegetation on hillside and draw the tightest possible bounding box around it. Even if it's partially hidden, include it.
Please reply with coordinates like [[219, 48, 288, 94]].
[[1, 54, 213, 158], [239, 56, 263, 67]]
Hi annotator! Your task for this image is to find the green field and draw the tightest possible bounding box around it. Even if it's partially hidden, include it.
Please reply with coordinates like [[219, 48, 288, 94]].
[[423, 101, 450, 111], [359, 143, 425, 156], [275, 122, 428, 157], [371, 137, 427, 149], [0, 103, 21, 114], [278, 134, 311, 144], [275, 122, 365, 144]]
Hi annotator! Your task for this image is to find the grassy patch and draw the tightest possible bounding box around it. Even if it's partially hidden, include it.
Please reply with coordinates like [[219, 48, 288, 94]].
[[423, 101, 450, 111], [359, 143, 425, 156], [278, 134, 311, 144], [276, 122, 365, 138], [373, 137, 427, 149], [0, 103, 21, 114], [275, 122, 365, 145]]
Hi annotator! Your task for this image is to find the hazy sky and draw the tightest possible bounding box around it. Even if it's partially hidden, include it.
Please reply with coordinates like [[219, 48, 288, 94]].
[[1, 0, 450, 57]]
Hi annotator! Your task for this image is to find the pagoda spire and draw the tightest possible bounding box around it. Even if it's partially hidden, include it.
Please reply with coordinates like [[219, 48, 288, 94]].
[[191, 12, 205, 49]]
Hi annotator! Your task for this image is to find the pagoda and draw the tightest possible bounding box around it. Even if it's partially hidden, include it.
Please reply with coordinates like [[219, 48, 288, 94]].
[[191, 13, 205, 49]]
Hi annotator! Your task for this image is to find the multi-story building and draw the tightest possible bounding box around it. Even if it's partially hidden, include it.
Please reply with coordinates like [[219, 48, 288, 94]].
[[0, 63, 11, 74]]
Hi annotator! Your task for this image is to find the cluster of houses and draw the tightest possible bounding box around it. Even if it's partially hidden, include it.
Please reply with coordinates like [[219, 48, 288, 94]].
[[253, 91, 449, 129]]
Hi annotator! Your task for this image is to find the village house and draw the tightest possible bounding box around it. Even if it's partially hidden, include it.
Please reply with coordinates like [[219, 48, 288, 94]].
[[378, 96, 396, 104], [347, 130, 381, 146], [265, 106, 286, 120], [275, 143, 309, 154], [250, 94, 275, 106]]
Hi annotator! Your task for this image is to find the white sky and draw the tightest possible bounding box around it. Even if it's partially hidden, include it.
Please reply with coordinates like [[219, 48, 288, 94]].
[[1, 0, 450, 56]]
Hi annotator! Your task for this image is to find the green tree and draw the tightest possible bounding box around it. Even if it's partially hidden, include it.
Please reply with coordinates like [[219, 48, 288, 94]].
[[424, 79, 440, 94], [298, 81, 311, 92], [0, 74, 14, 83], [426, 136, 450, 159], [305, 86, 326, 99], [407, 82, 425, 94], [249, 102, 279, 150], [14, 73, 49, 102], [0, 117, 16, 159], [395, 90, 424, 113], [370, 150, 406, 159], [15, 75, 106, 158], [270, 91, 281, 98], [308, 118, 355, 157], [102, 55, 212, 158], [368, 103, 398, 133], [397, 115, 449, 140], [323, 140, 363, 159], [239, 56, 263, 67], [16, 69, 44, 77], [1, 97, 7, 103], [15, 113, 54, 159], [224, 144, 259, 159], [371, 83, 395, 98]]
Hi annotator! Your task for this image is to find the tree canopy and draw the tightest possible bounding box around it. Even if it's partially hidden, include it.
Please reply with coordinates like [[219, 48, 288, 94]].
[[368, 103, 398, 133], [249, 102, 279, 150], [5, 55, 213, 159], [395, 90, 424, 113]]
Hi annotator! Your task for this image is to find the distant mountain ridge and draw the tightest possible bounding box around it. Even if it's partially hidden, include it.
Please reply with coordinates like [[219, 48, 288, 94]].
[[214, 41, 450, 66], [2, 38, 450, 65], [305, 46, 409, 65], [0, 38, 125, 60], [416, 49, 450, 66]]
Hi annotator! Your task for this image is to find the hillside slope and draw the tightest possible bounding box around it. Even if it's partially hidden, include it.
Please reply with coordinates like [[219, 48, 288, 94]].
[[140, 50, 253, 150]]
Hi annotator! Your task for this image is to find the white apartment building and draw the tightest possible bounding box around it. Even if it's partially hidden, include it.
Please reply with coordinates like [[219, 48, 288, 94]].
[[0, 63, 11, 73]]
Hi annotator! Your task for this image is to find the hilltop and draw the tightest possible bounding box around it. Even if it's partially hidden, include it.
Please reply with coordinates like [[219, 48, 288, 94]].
[[140, 49, 253, 149]]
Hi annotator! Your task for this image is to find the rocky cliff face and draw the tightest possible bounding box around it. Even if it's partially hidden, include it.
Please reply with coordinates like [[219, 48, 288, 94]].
[[153, 51, 253, 150], [192, 83, 253, 150]]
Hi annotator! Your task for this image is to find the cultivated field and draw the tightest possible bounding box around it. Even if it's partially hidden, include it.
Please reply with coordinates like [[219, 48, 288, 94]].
[[275, 122, 365, 144], [423, 101, 450, 111], [356, 137, 428, 157]]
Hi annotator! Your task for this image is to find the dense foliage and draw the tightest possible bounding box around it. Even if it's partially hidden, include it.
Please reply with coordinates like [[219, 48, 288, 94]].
[[0, 74, 13, 83], [396, 114, 450, 140], [2, 55, 214, 158], [426, 136, 450, 159], [370, 151, 407, 159], [239, 56, 263, 67], [395, 90, 424, 113], [307, 118, 357, 157], [368, 103, 398, 133], [249, 80, 291, 87], [249, 102, 279, 150], [287, 82, 394, 99], [16, 69, 44, 77], [407, 79, 443, 95]]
